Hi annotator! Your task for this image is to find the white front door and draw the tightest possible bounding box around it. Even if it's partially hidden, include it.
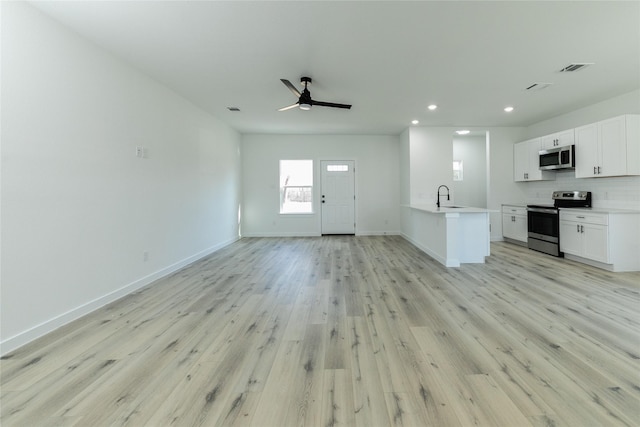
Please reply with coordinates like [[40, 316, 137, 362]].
[[321, 160, 355, 235]]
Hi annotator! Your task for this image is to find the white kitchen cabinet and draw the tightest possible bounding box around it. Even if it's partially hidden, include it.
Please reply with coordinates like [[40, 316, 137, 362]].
[[541, 129, 574, 149], [560, 212, 609, 263], [513, 138, 555, 182], [582, 223, 609, 263], [575, 114, 640, 178], [502, 205, 527, 244], [560, 209, 640, 272], [559, 219, 582, 255]]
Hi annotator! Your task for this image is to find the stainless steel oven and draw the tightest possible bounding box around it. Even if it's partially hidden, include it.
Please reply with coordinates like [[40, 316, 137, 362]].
[[527, 191, 591, 257], [527, 206, 561, 256]]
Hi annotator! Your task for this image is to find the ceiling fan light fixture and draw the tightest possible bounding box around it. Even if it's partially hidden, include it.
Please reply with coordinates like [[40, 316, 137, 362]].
[[279, 77, 351, 112]]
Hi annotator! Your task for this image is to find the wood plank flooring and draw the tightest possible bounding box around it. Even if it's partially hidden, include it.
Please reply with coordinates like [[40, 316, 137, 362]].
[[1, 236, 639, 426]]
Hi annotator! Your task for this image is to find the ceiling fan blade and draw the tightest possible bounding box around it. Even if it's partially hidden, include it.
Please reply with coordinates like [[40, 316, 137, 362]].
[[278, 103, 299, 111], [312, 100, 352, 109], [280, 79, 301, 97]]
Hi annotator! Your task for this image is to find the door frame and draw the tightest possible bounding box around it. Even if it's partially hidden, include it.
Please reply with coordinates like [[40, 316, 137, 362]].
[[318, 158, 357, 235]]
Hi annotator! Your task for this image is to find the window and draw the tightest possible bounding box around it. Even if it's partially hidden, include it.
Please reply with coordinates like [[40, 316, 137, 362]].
[[326, 164, 349, 172], [453, 160, 463, 181], [280, 160, 313, 214]]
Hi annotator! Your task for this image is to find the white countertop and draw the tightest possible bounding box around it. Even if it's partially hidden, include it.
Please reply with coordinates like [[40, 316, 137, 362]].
[[559, 207, 640, 214], [403, 204, 497, 214]]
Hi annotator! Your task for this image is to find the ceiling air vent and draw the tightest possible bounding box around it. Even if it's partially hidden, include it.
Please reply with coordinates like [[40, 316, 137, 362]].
[[558, 63, 593, 73], [525, 82, 553, 91]]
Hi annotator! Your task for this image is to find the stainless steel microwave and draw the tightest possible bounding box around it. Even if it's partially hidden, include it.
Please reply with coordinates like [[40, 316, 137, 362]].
[[539, 145, 575, 170]]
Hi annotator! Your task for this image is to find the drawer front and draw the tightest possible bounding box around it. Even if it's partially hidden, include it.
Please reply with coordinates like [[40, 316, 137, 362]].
[[559, 211, 608, 225], [502, 206, 527, 216]]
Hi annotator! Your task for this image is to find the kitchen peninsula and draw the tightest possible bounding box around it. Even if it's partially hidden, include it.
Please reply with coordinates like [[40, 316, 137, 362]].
[[402, 205, 495, 267]]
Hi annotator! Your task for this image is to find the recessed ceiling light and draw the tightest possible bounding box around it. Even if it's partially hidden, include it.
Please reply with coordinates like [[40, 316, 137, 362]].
[[411, 120, 420, 125], [428, 104, 438, 111], [456, 130, 470, 135], [504, 106, 514, 113]]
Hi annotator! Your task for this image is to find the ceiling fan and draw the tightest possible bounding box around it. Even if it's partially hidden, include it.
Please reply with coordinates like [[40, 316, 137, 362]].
[[278, 77, 352, 111]]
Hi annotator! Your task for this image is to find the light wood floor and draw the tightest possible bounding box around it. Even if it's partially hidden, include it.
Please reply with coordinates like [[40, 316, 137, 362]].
[[1, 236, 639, 426]]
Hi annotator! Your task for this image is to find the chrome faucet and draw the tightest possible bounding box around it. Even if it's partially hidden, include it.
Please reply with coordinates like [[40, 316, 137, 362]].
[[436, 185, 450, 208]]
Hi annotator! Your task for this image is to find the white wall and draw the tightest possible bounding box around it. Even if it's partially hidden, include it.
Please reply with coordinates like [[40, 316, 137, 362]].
[[1, 2, 242, 354], [519, 90, 640, 210], [453, 135, 487, 208], [241, 134, 400, 236], [399, 128, 411, 205], [408, 127, 455, 205], [525, 90, 640, 138]]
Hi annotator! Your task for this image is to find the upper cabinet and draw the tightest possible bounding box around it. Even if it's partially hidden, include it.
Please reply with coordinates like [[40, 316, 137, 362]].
[[513, 138, 555, 182], [541, 129, 575, 150], [575, 114, 640, 178]]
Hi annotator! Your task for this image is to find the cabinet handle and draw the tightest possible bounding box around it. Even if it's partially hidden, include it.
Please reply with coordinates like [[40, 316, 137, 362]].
[[581, 225, 584, 233], [577, 224, 580, 233], [576, 216, 585, 219], [597, 166, 601, 174], [593, 166, 597, 175]]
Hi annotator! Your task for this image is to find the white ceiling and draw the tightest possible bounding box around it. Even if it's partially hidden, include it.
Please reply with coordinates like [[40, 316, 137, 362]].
[[31, 1, 640, 135]]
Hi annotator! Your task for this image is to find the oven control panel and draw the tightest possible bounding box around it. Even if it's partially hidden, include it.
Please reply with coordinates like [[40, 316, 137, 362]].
[[552, 191, 590, 200]]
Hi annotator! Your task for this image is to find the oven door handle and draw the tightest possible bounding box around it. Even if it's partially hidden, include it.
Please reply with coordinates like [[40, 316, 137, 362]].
[[527, 207, 558, 214]]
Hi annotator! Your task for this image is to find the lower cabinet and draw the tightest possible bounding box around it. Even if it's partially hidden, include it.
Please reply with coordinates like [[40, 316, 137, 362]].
[[559, 213, 609, 263], [502, 205, 527, 244], [559, 210, 640, 272]]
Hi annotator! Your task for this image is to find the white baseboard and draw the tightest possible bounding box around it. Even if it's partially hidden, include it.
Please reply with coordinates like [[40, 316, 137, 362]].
[[356, 231, 401, 236], [0, 236, 239, 356], [242, 231, 400, 238], [241, 232, 321, 237]]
